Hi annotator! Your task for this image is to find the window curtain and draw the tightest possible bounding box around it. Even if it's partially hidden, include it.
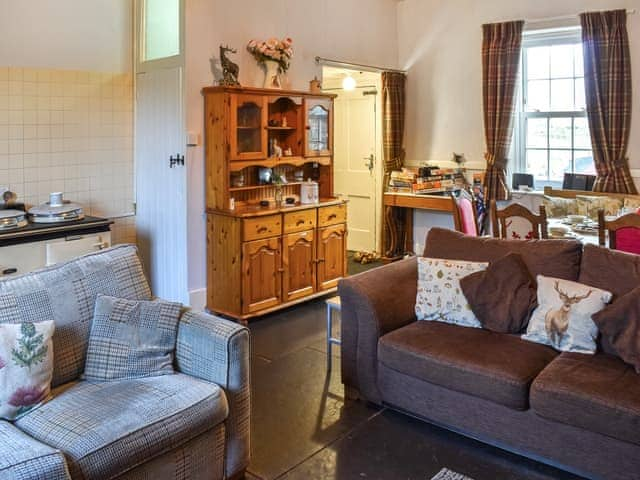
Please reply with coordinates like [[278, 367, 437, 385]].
[[580, 10, 636, 194], [382, 71, 407, 258], [481, 20, 524, 204]]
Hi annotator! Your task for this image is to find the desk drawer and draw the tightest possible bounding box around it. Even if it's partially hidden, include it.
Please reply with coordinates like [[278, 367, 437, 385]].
[[283, 209, 317, 233], [318, 204, 346, 226], [243, 215, 282, 241]]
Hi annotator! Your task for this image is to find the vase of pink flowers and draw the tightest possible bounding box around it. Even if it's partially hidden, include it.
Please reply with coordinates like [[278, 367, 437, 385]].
[[247, 37, 293, 89]]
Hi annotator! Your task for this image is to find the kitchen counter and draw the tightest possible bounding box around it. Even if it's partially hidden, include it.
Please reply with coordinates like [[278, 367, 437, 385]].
[[207, 198, 346, 218], [0, 216, 113, 247]]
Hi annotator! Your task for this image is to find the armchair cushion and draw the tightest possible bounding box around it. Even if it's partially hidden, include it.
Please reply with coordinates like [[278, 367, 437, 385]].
[[15, 373, 227, 479], [176, 311, 250, 479], [0, 420, 69, 480]]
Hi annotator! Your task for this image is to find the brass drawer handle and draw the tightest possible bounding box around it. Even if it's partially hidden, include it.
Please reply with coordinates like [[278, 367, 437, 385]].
[[296, 219, 306, 226], [327, 214, 337, 220], [257, 226, 268, 233]]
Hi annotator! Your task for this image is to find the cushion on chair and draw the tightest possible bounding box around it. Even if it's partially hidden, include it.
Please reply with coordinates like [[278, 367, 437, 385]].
[[15, 373, 228, 479], [378, 321, 558, 410], [531, 352, 640, 446], [614, 227, 640, 255], [0, 245, 152, 387], [0, 420, 69, 480], [457, 197, 477, 236], [423, 227, 582, 281]]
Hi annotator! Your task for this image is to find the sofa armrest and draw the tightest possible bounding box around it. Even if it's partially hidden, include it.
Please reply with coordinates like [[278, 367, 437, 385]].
[[338, 256, 417, 404], [175, 311, 250, 479]]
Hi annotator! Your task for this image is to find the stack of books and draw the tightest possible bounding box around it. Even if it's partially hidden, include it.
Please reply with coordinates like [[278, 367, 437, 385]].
[[389, 169, 417, 192], [412, 168, 466, 194]]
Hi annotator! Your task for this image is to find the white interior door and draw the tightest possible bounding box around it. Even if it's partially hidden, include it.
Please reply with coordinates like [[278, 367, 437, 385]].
[[134, 0, 188, 304], [333, 89, 378, 252]]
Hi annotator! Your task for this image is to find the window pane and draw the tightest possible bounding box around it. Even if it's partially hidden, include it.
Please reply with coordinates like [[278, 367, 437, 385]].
[[526, 118, 547, 148], [550, 79, 574, 111], [574, 151, 596, 175], [527, 80, 549, 111], [549, 150, 572, 181], [574, 118, 591, 149], [527, 150, 548, 180], [527, 46, 549, 79], [549, 44, 574, 78], [575, 78, 586, 110], [549, 118, 572, 148], [144, 0, 180, 61], [574, 44, 584, 76]]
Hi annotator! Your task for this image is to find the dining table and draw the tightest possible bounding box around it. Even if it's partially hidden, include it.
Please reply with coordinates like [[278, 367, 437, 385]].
[[547, 217, 601, 246]]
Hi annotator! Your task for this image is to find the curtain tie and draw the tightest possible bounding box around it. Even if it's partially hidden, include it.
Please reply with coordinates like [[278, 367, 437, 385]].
[[484, 152, 496, 166]]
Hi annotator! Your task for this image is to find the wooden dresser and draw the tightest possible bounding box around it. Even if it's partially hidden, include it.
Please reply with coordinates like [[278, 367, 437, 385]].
[[203, 86, 347, 321]]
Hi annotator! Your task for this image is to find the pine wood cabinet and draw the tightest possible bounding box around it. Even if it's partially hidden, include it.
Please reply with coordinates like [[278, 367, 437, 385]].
[[203, 86, 346, 322]]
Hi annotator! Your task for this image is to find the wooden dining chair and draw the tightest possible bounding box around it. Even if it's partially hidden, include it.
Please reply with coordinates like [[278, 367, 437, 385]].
[[490, 200, 548, 240], [451, 190, 479, 236], [598, 209, 640, 254]]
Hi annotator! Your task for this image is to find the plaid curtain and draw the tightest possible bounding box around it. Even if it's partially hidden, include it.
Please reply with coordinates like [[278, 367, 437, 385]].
[[481, 20, 524, 204], [580, 10, 636, 194]]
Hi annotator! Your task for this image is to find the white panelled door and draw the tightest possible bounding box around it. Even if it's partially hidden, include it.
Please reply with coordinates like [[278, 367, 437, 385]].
[[135, 66, 188, 303], [333, 89, 378, 252]]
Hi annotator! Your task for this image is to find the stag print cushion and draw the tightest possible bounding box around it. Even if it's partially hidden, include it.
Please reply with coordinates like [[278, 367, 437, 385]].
[[0, 321, 55, 420], [416, 258, 488, 327], [522, 276, 612, 353]]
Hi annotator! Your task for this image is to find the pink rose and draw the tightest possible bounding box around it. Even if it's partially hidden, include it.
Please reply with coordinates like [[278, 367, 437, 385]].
[[9, 385, 47, 407], [266, 38, 278, 49], [247, 39, 257, 49]]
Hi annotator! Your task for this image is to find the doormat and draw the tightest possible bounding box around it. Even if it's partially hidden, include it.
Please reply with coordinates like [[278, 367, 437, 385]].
[[431, 468, 475, 480]]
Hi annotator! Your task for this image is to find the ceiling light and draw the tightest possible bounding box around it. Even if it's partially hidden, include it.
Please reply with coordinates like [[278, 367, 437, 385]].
[[342, 75, 356, 91]]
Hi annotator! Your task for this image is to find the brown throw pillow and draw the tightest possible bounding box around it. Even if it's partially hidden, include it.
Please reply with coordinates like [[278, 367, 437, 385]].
[[593, 287, 640, 373], [460, 253, 537, 333]]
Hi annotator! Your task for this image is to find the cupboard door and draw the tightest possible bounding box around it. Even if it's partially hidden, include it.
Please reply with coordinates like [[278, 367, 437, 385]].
[[242, 237, 282, 314], [230, 94, 268, 160], [316, 224, 347, 291], [282, 230, 316, 302], [304, 98, 332, 157]]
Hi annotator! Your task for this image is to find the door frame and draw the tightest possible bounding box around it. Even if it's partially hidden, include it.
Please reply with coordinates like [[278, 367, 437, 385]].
[[322, 67, 384, 253]]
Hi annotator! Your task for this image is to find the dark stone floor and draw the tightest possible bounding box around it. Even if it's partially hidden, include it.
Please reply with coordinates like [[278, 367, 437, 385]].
[[245, 298, 586, 480]]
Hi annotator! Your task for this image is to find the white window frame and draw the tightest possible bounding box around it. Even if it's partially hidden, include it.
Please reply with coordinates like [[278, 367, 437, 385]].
[[513, 26, 591, 189]]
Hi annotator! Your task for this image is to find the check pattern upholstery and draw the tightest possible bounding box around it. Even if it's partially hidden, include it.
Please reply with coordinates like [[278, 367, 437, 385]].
[[176, 311, 251, 480], [0, 421, 70, 480], [83, 295, 182, 382], [15, 374, 228, 480], [0, 245, 152, 387]]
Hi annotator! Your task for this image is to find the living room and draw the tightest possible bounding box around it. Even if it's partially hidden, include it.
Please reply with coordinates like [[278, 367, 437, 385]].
[[1, 1, 639, 480]]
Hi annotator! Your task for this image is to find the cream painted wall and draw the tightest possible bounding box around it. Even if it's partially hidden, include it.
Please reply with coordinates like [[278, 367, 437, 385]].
[[0, 0, 132, 73], [397, 0, 640, 176], [184, 0, 400, 295]]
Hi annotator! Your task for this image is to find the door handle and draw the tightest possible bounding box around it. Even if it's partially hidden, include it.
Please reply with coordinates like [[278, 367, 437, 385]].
[[363, 154, 374, 172]]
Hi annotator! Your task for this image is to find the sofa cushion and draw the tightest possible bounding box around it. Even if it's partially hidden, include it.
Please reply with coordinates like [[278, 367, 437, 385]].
[[423, 227, 582, 281], [0, 420, 69, 480], [378, 321, 558, 410], [0, 245, 152, 387], [15, 373, 228, 479], [531, 352, 640, 446]]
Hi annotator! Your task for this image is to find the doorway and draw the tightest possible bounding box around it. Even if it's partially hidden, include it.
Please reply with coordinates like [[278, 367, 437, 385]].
[[322, 67, 383, 253]]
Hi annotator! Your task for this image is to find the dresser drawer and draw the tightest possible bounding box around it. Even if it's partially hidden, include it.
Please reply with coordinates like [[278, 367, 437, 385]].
[[283, 209, 317, 233], [242, 215, 282, 241], [318, 204, 346, 226]]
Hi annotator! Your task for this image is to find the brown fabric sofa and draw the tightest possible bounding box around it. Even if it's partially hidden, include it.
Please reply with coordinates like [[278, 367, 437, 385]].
[[339, 227, 640, 480]]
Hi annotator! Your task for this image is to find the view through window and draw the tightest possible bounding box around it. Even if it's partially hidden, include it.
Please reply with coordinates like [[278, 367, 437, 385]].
[[517, 29, 595, 185]]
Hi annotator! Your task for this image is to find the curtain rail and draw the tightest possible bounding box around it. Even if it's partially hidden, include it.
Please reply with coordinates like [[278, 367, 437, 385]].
[[315, 56, 406, 74], [526, 8, 636, 24]]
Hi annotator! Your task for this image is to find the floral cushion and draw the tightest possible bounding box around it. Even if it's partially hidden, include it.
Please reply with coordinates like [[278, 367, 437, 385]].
[[0, 321, 55, 420], [522, 276, 611, 353], [623, 197, 640, 212], [542, 195, 579, 218], [415, 257, 488, 328], [576, 195, 623, 220]]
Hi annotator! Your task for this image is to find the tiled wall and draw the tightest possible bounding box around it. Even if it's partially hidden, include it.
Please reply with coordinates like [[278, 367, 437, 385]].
[[0, 67, 135, 244]]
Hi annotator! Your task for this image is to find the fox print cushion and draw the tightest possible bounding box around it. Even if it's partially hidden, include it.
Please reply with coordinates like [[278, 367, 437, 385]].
[[522, 276, 612, 353], [416, 258, 488, 327], [0, 321, 55, 420]]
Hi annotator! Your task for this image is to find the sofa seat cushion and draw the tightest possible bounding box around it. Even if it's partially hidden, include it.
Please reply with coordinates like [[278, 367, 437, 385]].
[[378, 321, 558, 410], [0, 420, 69, 480], [15, 373, 228, 479], [531, 352, 640, 445]]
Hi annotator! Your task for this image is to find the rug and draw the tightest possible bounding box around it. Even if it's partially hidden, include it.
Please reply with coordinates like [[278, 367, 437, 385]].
[[431, 468, 475, 480]]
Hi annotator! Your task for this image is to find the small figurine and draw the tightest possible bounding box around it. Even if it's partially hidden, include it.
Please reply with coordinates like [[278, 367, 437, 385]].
[[309, 76, 321, 93], [271, 138, 283, 157], [282, 116, 288, 128], [284, 147, 292, 156], [219, 45, 240, 86]]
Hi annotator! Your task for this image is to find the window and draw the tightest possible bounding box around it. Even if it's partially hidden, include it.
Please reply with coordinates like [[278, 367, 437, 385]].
[[142, 0, 181, 62], [515, 28, 595, 185]]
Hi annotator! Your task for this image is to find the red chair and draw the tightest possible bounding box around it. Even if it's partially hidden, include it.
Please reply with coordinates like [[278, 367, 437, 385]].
[[451, 190, 479, 236], [598, 209, 640, 254]]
